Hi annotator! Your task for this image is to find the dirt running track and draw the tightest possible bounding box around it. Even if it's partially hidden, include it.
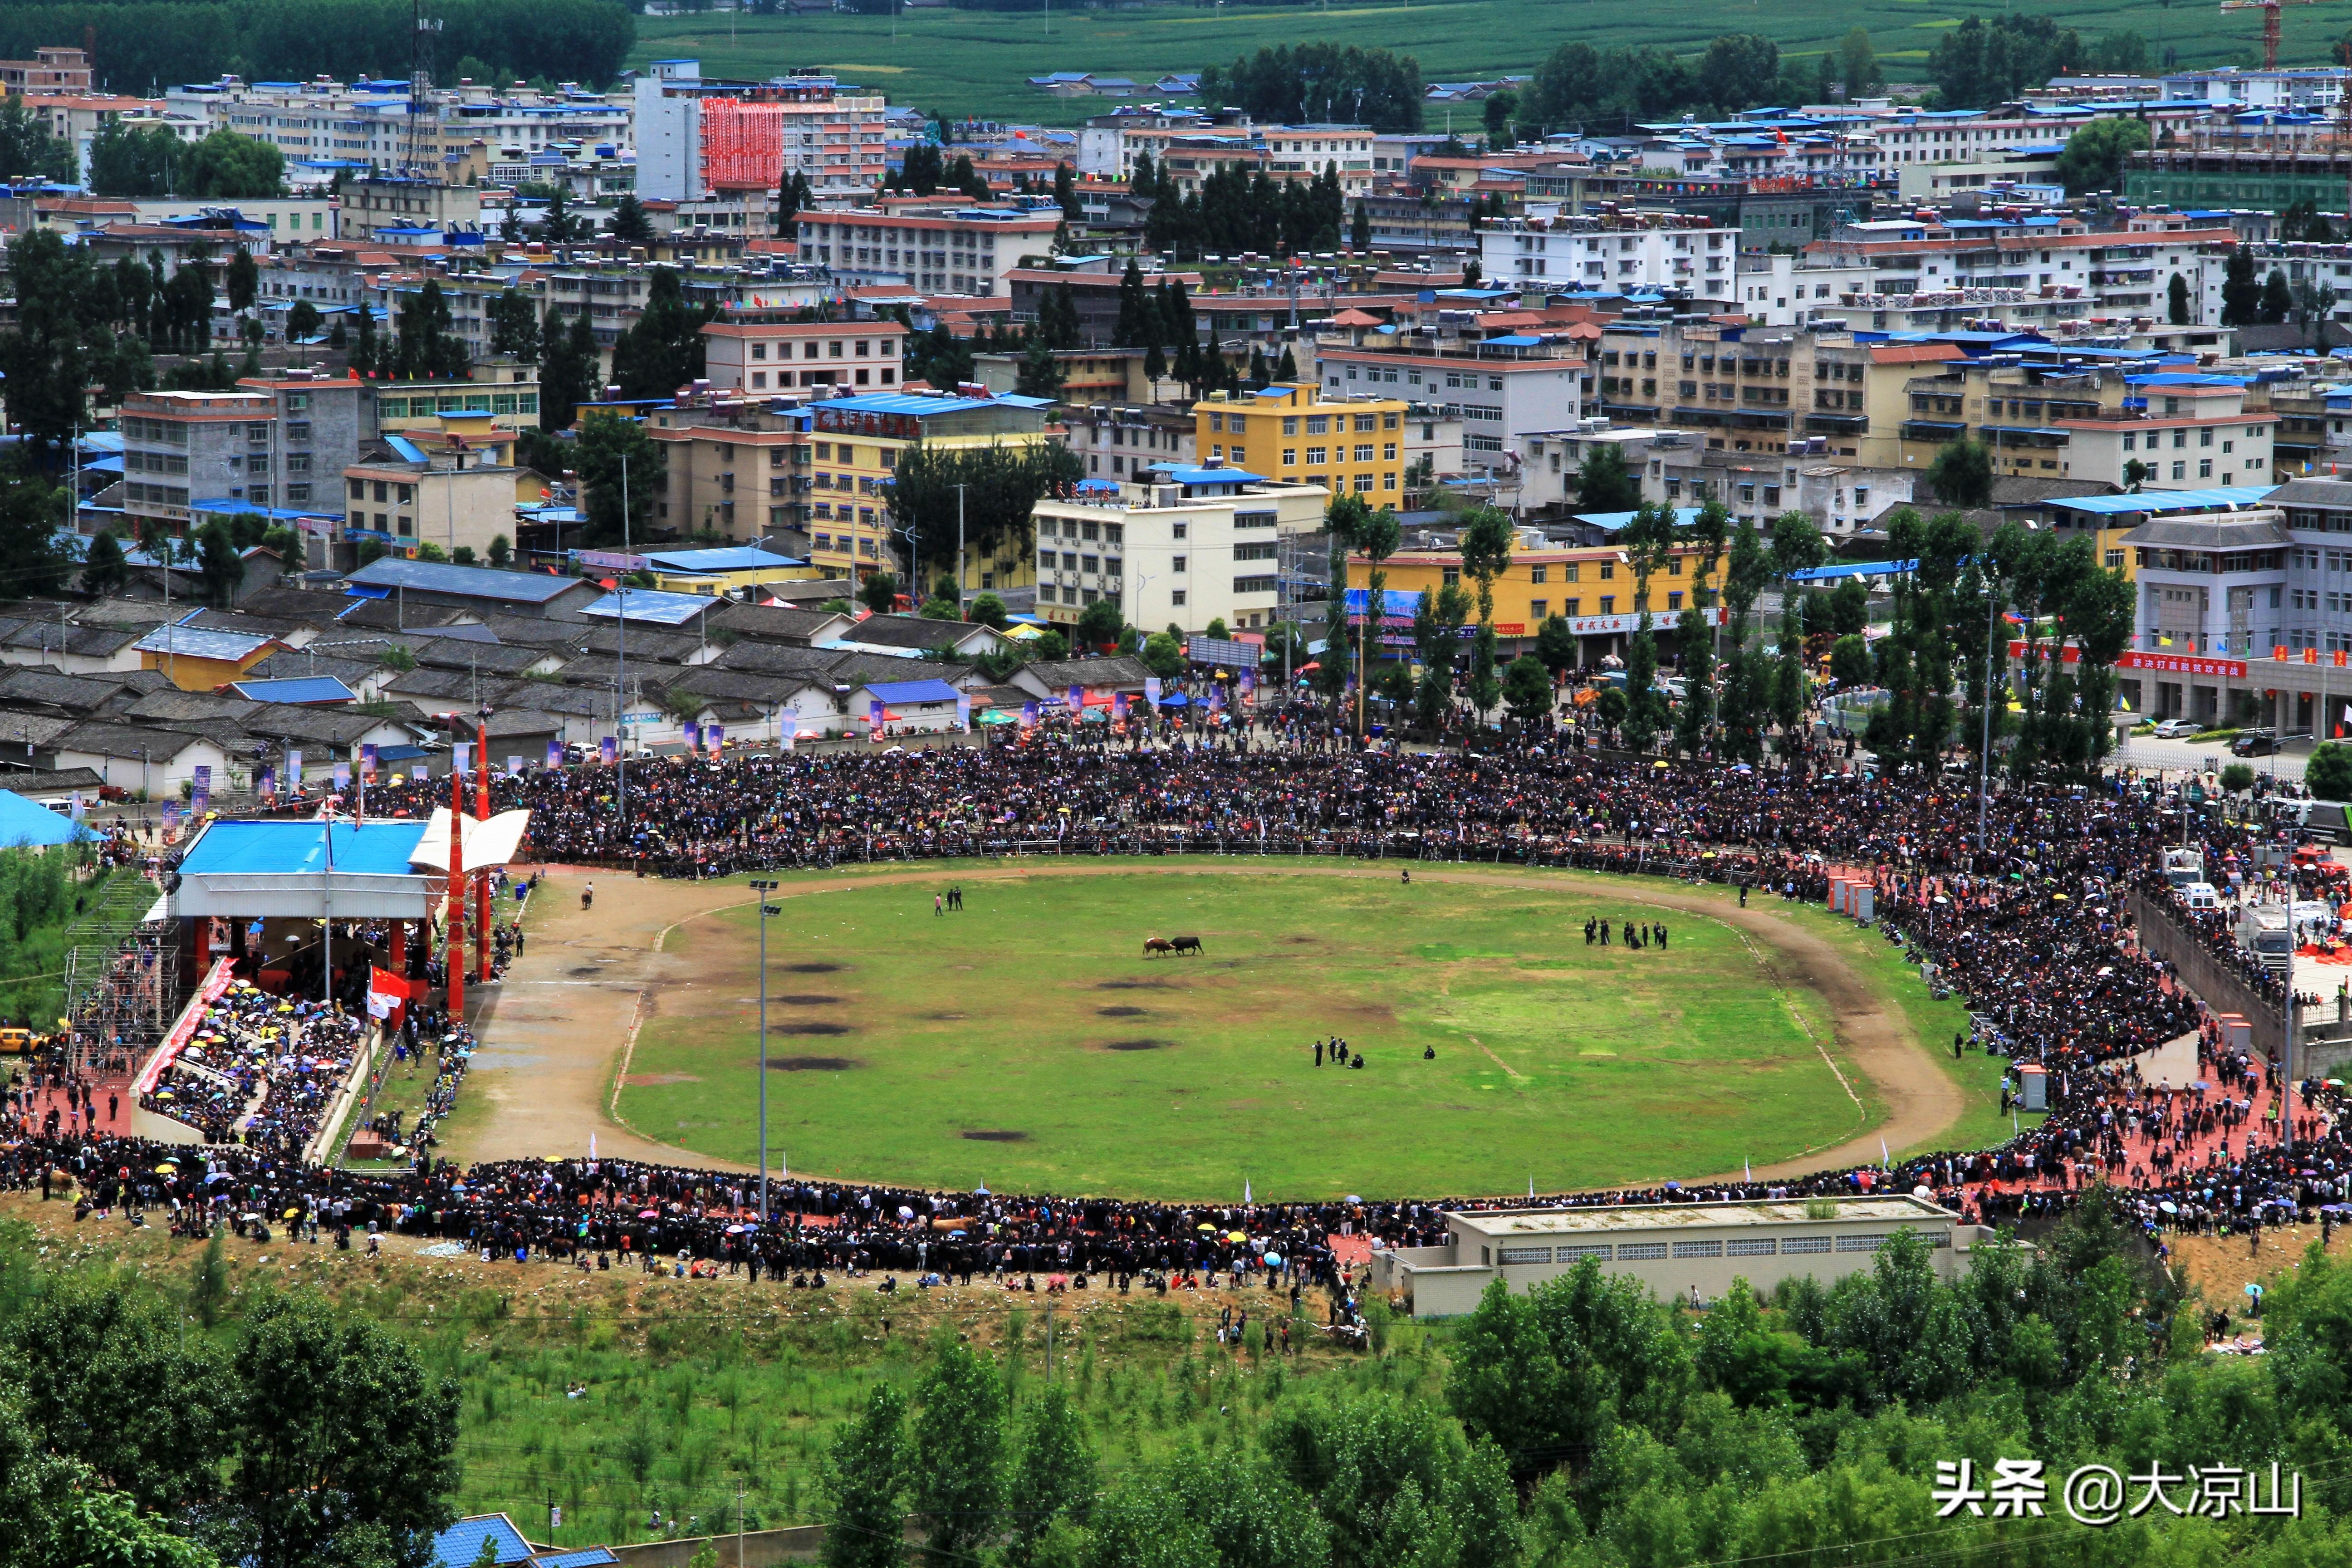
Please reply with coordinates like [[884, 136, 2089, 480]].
[[449, 863, 1960, 1192]]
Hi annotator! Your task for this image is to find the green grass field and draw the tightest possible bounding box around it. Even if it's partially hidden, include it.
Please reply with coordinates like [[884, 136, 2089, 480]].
[[634, 1, 2274, 127], [614, 870, 1867, 1198]]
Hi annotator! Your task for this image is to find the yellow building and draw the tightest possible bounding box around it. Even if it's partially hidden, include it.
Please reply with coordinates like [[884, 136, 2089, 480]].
[[1366, 540, 1710, 658], [135, 624, 282, 691], [1196, 382, 1409, 503], [808, 391, 1059, 584]]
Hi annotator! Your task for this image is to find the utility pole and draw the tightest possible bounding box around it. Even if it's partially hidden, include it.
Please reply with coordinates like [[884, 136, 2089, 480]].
[[750, 879, 779, 1219], [617, 447, 630, 820], [955, 482, 966, 610], [1978, 581, 1999, 857]]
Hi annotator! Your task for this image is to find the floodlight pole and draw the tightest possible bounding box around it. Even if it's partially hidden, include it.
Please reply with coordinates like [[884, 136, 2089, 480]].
[[750, 880, 779, 1219]]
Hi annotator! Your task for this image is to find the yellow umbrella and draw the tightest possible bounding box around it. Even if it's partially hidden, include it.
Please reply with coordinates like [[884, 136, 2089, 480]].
[[155, 1163, 177, 1175], [283, 1207, 301, 1220]]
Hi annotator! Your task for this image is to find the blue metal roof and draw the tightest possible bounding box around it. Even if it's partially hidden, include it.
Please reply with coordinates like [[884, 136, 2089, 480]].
[[1155, 465, 1265, 486], [346, 558, 585, 603], [642, 546, 805, 573], [0, 789, 96, 846], [227, 676, 360, 706], [861, 678, 962, 704], [429, 1515, 534, 1568], [535, 1551, 618, 1568], [820, 392, 995, 416], [1786, 559, 1919, 583], [2045, 485, 2276, 517], [578, 588, 717, 626], [1571, 506, 1705, 534], [133, 624, 278, 662], [180, 819, 431, 879]]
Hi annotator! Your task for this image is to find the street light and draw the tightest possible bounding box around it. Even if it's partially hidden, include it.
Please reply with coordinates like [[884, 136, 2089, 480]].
[[748, 879, 780, 1220]]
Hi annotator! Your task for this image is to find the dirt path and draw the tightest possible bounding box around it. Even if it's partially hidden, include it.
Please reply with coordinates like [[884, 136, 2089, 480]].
[[447, 862, 1961, 1191]]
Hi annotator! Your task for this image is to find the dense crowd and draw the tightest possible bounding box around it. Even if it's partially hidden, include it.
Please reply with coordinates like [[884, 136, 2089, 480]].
[[0, 740, 2340, 1292]]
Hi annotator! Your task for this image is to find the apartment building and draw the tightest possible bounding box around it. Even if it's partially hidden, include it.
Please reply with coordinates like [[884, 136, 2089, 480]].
[[119, 374, 363, 535], [699, 316, 909, 395], [1482, 215, 1740, 294], [1066, 403, 1198, 484], [801, 390, 1059, 582], [342, 176, 483, 241], [1593, 316, 1836, 458], [797, 206, 1063, 296], [0, 47, 92, 96], [170, 75, 633, 173], [1196, 382, 1410, 502], [370, 370, 542, 440], [1793, 217, 2237, 330], [340, 452, 525, 565], [647, 398, 812, 543], [1030, 465, 1328, 636], [1313, 322, 1588, 475], [635, 59, 888, 203]]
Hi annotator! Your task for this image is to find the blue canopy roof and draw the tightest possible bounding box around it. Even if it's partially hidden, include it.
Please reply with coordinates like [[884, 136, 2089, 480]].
[[227, 676, 359, 706], [579, 588, 718, 626], [862, 678, 963, 704], [179, 820, 431, 878], [2045, 485, 2276, 517], [1572, 506, 1705, 534], [1786, 559, 1919, 583], [642, 545, 805, 573], [0, 789, 96, 846]]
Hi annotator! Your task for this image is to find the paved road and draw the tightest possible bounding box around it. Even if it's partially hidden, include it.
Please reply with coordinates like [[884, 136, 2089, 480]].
[[2112, 736, 2311, 782]]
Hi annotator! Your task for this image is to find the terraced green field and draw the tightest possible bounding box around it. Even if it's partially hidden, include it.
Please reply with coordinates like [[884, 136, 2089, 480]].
[[635, 1, 2271, 127]]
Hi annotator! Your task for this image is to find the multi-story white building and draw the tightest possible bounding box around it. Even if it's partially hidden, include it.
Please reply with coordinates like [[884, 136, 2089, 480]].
[[1312, 324, 1588, 477], [1030, 464, 1329, 636], [169, 75, 633, 175], [796, 205, 1063, 296], [1480, 216, 1742, 296]]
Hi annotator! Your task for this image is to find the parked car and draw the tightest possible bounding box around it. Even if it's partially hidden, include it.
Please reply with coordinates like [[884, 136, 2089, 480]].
[[2151, 718, 2201, 739], [2233, 730, 2281, 757]]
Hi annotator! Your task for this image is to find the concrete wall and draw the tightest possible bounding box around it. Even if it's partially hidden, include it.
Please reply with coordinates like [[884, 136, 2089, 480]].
[[2128, 889, 2283, 1056], [603, 1519, 924, 1568]]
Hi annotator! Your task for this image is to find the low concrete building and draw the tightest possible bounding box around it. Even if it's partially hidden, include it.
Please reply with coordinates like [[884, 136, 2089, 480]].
[[1375, 1196, 1984, 1317]]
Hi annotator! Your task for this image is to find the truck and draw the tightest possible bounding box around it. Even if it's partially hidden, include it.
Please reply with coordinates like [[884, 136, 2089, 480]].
[[2239, 905, 2293, 961], [2268, 798, 2352, 844], [2162, 848, 2205, 890]]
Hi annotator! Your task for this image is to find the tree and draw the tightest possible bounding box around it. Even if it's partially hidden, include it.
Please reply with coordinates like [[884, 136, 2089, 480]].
[[488, 290, 541, 362], [611, 268, 713, 401], [1350, 200, 1371, 251], [762, 170, 810, 236], [2168, 272, 2192, 326], [224, 249, 259, 317], [0, 97, 73, 181], [1502, 654, 1553, 725], [1198, 44, 1426, 133], [81, 530, 129, 598], [2220, 247, 2263, 326], [1695, 34, 1781, 114], [181, 129, 284, 198], [822, 1383, 909, 1568], [2054, 117, 2149, 195], [1534, 613, 1576, 677], [391, 278, 470, 382], [1411, 582, 1471, 734], [910, 1340, 1005, 1568], [195, 522, 245, 608], [487, 534, 512, 569], [0, 473, 74, 604], [2295, 277, 2339, 344], [0, 229, 153, 453], [1926, 437, 1994, 510], [859, 573, 900, 614], [1005, 1385, 1093, 1568], [1053, 159, 1080, 220], [1829, 633, 1872, 688], [891, 441, 1081, 585], [1838, 28, 1882, 94], [1141, 630, 1186, 677], [287, 300, 321, 343], [609, 191, 656, 245], [1013, 337, 1066, 401], [2308, 741, 2352, 800], [538, 310, 597, 432], [2219, 760, 2257, 798], [1457, 505, 1514, 723], [2260, 267, 2294, 326], [1074, 597, 1123, 650], [219, 1292, 458, 1568], [1573, 444, 1641, 512], [573, 411, 661, 547]]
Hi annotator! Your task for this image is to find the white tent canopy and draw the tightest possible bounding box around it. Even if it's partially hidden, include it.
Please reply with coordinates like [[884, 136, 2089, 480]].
[[406, 808, 534, 872]]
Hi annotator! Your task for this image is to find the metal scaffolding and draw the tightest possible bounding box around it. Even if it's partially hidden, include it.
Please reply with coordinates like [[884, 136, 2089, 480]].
[[61, 875, 181, 1072]]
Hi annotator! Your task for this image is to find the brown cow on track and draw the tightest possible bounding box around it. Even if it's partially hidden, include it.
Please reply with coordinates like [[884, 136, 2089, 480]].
[[1142, 936, 1175, 957]]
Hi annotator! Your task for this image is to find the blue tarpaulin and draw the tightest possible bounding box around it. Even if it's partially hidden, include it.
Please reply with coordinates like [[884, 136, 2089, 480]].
[[0, 790, 96, 846]]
